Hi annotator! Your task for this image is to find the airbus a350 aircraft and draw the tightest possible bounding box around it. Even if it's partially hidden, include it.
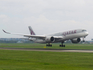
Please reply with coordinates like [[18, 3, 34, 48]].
[[3, 26, 88, 47]]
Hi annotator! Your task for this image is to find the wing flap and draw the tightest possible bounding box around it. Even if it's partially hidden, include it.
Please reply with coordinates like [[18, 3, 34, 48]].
[[24, 35, 46, 39]]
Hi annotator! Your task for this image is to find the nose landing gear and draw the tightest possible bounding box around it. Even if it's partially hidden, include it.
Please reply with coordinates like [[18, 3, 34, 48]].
[[82, 37, 85, 42]]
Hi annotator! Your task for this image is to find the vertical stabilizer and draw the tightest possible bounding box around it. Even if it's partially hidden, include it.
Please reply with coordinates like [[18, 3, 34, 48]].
[[28, 26, 35, 35]]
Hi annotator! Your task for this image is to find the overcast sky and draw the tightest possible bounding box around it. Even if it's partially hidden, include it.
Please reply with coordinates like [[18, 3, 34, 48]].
[[0, 0, 93, 40]]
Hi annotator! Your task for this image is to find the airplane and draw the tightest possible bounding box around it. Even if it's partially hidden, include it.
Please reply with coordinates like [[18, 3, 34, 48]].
[[3, 26, 88, 47]]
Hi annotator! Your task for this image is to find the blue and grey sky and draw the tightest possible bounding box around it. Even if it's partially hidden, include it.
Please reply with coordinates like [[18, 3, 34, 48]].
[[0, 0, 93, 40]]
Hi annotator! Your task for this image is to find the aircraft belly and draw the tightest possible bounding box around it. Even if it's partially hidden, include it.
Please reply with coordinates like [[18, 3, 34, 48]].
[[34, 39, 46, 43]]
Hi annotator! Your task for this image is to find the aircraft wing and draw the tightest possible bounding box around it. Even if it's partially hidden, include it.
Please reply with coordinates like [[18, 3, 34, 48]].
[[24, 35, 46, 39], [3, 29, 63, 40], [24, 35, 63, 40], [2, 29, 46, 39], [2, 29, 24, 36]]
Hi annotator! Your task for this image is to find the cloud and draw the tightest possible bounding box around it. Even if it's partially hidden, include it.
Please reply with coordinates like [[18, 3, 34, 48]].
[[0, 0, 93, 40]]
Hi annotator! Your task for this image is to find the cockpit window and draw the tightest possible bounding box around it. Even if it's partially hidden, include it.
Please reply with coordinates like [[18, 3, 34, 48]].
[[82, 30, 86, 32]]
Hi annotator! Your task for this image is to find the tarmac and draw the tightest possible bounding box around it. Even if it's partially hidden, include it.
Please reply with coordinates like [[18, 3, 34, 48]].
[[0, 47, 93, 53]]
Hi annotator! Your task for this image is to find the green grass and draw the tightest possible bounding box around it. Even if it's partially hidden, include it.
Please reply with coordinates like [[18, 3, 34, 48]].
[[0, 50, 93, 70], [0, 43, 93, 50], [0, 43, 93, 70]]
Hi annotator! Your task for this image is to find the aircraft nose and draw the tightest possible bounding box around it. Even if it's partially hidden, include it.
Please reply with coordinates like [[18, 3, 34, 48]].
[[86, 32, 88, 36]]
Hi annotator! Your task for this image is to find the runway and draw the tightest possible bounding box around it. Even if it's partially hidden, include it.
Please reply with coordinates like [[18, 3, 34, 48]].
[[0, 47, 93, 52]]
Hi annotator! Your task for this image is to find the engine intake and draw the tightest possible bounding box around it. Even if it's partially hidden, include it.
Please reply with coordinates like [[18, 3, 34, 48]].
[[45, 36, 55, 43], [71, 38, 81, 43]]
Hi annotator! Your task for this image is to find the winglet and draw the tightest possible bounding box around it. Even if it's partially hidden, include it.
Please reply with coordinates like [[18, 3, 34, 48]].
[[2, 29, 11, 34], [28, 26, 35, 35]]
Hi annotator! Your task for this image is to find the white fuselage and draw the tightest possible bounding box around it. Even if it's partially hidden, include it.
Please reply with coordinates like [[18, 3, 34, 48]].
[[32, 29, 88, 43]]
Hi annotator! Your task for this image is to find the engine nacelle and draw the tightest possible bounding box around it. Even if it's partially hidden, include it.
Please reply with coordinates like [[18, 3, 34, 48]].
[[45, 36, 55, 43], [71, 38, 81, 43]]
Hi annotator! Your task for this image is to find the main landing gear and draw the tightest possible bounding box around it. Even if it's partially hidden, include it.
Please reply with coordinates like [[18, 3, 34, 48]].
[[59, 41, 65, 47], [46, 43, 52, 47], [46, 42, 65, 47]]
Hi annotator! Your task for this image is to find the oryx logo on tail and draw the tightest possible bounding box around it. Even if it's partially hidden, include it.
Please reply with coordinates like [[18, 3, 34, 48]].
[[28, 26, 35, 35]]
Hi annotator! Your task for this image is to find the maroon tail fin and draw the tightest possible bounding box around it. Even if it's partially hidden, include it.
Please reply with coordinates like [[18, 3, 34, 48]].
[[28, 26, 35, 35]]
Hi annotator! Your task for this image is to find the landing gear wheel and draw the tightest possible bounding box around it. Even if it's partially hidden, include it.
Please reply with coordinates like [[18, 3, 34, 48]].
[[59, 45, 65, 47], [63, 45, 65, 47], [46, 44, 52, 47], [83, 40, 85, 42], [82, 37, 85, 42], [59, 41, 65, 47]]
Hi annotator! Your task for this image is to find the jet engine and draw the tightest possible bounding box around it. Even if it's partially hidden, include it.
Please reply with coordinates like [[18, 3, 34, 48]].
[[71, 38, 81, 43], [45, 36, 55, 43]]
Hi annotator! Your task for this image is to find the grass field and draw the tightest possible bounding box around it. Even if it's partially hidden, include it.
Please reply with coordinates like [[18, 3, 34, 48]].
[[0, 50, 93, 70], [0, 43, 93, 70], [0, 43, 93, 49]]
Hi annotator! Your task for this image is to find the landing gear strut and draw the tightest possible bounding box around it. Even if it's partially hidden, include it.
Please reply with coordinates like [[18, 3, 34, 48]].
[[59, 41, 65, 47], [46, 43, 52, 47], [82, 37, 85, 42]]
